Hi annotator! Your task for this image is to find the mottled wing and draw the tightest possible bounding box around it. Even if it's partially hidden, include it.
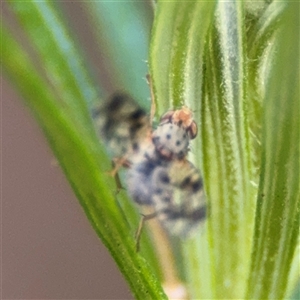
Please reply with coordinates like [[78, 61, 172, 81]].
[[126, 158, 160, 206], [92, 92, 151, 158], [151, 160, 206, 236]]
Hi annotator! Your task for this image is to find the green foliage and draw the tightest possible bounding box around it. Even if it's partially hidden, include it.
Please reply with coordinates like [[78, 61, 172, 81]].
[[2, 0, 299, 299], [247, 3, 300, 298], [2, 1, 165, 299]]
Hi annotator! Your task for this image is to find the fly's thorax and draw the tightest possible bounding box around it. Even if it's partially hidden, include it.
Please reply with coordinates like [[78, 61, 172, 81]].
[[152, 123, 190, 160]]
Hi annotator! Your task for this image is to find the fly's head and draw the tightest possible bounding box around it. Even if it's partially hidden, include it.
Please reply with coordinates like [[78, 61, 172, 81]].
[[159, 106, 198, 139]]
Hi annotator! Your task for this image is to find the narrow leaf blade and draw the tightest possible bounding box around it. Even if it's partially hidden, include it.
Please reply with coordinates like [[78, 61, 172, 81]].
[[247, 3, 300, 298]]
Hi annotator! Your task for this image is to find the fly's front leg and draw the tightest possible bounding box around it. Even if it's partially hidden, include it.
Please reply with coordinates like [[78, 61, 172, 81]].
[[106, 156, 131, 193], [107, 156, 130, 177], [110, 160, 126, 193]]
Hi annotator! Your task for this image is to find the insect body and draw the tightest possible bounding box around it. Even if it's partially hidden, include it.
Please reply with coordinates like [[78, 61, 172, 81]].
[[93, 92, 206, 237], [92, 93, 151, 158]]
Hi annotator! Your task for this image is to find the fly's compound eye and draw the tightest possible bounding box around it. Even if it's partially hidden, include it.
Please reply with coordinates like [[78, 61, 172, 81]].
[[187, 120, 197, 139]]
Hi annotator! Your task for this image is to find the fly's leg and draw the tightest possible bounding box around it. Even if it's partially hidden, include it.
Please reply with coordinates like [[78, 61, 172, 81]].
[[111, 161, 126, 193], [135, 211, 157, 252], [107, 157, 131, 193], [146, 74, 156, 125], [107, 156, 130, 177]]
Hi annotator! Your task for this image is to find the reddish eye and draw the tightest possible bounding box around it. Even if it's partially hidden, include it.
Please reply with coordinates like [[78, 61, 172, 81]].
[[188, 121, 198, 139]]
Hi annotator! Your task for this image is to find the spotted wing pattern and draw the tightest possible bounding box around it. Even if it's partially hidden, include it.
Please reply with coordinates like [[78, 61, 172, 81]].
[[92, 92, 151, 158], [151, 160, 206, 236]]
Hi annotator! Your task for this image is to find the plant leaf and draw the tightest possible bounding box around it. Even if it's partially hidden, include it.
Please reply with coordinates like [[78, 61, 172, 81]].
[[200, 2, 256, 298], [247, 2, 300, 298], [150, 1, 212, 115], [6, 1, 99, 121], [150, 1, 255, 299], [2, 2, 167, 298], [246, 1, 286, 177]]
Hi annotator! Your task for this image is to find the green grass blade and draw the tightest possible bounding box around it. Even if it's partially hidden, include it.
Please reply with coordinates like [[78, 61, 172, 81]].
[[150, 1, 215, 115], [7, 0, 99, 120], [201, 2, 255, 298], [2, 22, 166, 300], [287, 246, 300, 298], [246, 2, 286, 176], [150, 3, 217, 298], [151, 2, 257, 299], [247, 3, 300, 298]]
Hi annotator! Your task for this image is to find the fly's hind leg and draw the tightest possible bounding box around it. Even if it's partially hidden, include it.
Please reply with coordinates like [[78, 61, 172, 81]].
[[135, 210, 157, 252]]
